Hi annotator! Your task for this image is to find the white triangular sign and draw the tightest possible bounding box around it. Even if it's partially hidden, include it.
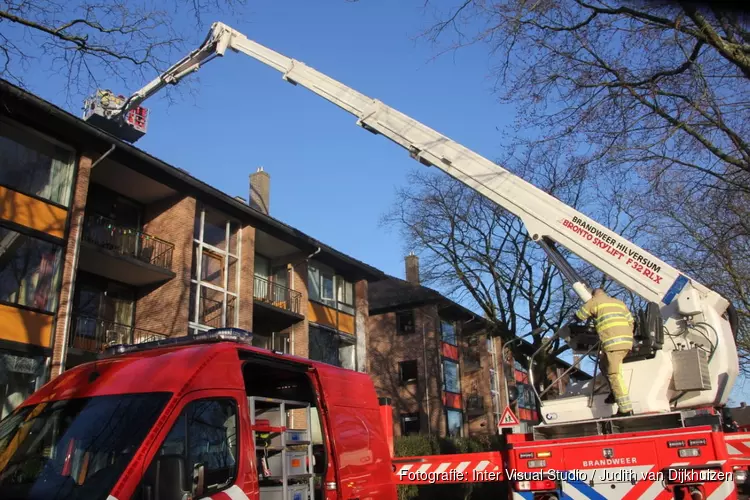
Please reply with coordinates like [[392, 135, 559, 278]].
[[498, 406, 520, 429]]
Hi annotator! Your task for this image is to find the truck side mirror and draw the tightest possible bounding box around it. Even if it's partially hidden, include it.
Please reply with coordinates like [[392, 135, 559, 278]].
[[192, 463, 205, 497]]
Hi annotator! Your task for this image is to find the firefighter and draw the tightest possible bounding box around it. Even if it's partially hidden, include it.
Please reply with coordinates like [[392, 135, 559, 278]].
[[575, 288, 635, 417]]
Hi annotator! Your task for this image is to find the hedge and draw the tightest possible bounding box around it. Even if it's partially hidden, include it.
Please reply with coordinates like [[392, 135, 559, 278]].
[[394, 434, 509, 500]]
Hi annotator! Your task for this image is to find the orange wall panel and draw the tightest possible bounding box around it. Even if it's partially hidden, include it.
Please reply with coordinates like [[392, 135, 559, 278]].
[[0, 303, 53, 348], [338, 312, 355, 335], [0, 186, 66, 238], [441, 342, 459, 360], [442, 392, 462, 410], [308, 301, 337, 330]]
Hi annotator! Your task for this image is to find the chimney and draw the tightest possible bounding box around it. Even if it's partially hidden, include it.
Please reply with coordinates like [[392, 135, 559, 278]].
[[249, 167, 270, 214], [405, 252, 420, 285]]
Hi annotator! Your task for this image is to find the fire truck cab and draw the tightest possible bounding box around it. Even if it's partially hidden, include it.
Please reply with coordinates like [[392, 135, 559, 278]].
[[0, 329, 398, 500]]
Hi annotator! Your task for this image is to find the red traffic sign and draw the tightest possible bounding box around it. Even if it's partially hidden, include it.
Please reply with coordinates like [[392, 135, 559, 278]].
[[498, 406, 520, 429]]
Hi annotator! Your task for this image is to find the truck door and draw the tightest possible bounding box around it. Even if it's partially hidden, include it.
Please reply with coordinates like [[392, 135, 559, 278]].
[[130, 389, 252, 500]]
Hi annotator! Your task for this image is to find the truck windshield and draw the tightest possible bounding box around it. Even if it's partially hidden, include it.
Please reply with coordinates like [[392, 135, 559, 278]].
[[0, 393, 170, 500]]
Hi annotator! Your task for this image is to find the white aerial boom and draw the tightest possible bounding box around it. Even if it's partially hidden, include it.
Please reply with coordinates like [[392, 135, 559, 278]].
[[101, 22, 739, 425]]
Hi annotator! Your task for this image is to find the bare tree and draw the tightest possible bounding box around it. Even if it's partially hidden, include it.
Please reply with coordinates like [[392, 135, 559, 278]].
[[0, 0, 245, 105], [419, 0, 750, 367], [382, 143, 597, 390]]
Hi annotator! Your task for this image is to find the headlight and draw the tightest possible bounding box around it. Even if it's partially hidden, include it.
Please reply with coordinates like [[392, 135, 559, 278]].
[[735, 470, 747, 484], [678, 448, 700, 458]]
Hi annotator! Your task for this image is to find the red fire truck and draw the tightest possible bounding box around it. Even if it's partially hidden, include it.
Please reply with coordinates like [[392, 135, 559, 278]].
[[0, 329, 748, 500]]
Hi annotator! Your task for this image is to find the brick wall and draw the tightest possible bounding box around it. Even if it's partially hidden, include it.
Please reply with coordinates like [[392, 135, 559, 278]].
[[238, 224, 255, 331], [462, 330, 501, 437], [287, 259, 309, 359], [367, 305, 444, 438], [135, 195, 196, 337], [51, 155, 93, 378]]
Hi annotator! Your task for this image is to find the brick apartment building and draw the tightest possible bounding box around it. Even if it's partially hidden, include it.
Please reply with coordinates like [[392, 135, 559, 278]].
[[368, 254, 590, 438], [0, 79, 385, 418]]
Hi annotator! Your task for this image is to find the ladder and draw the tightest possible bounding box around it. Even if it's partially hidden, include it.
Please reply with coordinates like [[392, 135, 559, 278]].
[[248, 396, 315, 500]]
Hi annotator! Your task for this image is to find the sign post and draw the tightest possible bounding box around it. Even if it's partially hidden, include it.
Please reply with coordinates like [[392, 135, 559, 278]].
[[497, 406, 520, 433]]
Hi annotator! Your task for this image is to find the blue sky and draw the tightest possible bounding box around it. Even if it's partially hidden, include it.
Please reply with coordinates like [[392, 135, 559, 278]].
[[26, 0, 508, 283], [17, 0, 749, 404]]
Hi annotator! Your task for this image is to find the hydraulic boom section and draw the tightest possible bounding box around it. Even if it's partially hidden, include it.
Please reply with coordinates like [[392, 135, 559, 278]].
[[98, 22, 739, 424]]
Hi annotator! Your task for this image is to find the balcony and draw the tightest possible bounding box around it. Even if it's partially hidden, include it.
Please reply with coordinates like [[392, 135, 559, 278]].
[[466, 395, 485, 418], [68, 314, 168, 354], [78, 215, 176, 286], [252, 275, 303, 334]]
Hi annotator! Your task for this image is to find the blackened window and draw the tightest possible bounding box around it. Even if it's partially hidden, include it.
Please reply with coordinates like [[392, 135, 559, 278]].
[[400, 413, 420, 436], [399, 360, 418, 384], [396, 310, 415, 335]]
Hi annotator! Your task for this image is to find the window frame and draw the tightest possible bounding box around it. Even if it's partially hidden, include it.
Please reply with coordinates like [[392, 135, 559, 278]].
[[442, 358, 461, 395], [307, 261, 356, 315], [0, 116, 76, 208], [440, 319, 457, 346], [445, 408, 463, 437], [396, 309, 416, 335], [0, 225, 64, 314], [400, 413, 420, 436], [190, 204, 241, 332], [142, 395, 239, 498], [308, 324, 357, 370], [398, 360, 419, 385]]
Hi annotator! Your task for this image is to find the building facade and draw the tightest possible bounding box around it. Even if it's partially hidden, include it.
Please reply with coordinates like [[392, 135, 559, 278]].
[[0, 80, 383, 417], [367, 255, 590, 439]]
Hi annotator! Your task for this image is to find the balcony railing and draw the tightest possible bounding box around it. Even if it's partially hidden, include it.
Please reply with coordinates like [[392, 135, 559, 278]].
[[253, 275, 302, 314], [69, 314, 168, 353], [82, 215, 174, 271]]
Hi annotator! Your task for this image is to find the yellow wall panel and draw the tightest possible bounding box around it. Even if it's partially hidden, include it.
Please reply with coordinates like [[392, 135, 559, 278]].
[[0, 303, 53, 348], [307, 301, 357, 335], [338, 313, 355, 335], [0, 186, 67, 238], [308, 301, 337, 329]]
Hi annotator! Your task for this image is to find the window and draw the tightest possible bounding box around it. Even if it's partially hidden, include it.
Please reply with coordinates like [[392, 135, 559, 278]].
[[441, 320, 457, 345], [308, 262, 355, 315], [251, 332, 290, 354], [396, 310, 416, 335], [443, 359, 460, 394], [190, 205, 240, 332], [446, 409, 463, 437], [0, 119, 74, 206], [399, 360, 418, 385], [336, 279, 354, 315], [309, 325, 356, 370], [400, 413, 420, 436], [0, 227, 63, 312], [143, 399, 238, 497], [0, 393, 169, 499], [0, 350, 45, 419]]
